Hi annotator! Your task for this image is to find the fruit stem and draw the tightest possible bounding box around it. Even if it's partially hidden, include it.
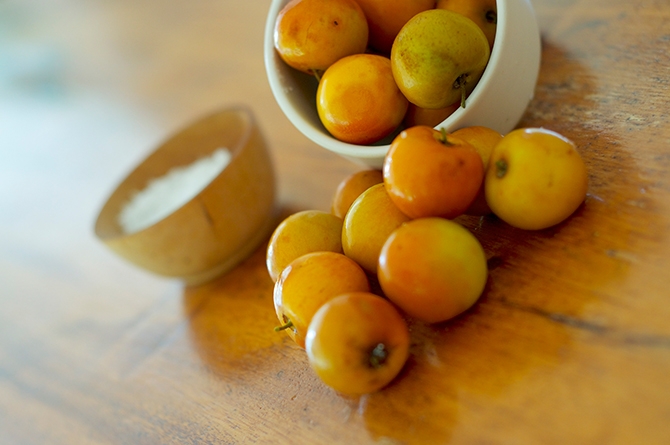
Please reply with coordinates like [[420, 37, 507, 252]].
[[495, 159, 509, 178], [311, 69, 322, 82], [369, 343, 388, 369], [437, 128, 454, 146], [274, 319, 294, 332], [453, 74, 468, 109]]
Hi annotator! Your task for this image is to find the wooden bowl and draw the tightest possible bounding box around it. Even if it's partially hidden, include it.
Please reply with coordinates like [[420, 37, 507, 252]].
[[94, 106, 278, 285]]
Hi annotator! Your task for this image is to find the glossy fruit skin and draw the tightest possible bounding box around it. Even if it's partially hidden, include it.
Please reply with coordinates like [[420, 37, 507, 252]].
[[355, 0, 436, 54], [485, 128, 589, 230], [342, 183, 411, 273], [305, 292, 410, 395], [378, 218, 488, 323], [274, 0, 368, 75], [266, 210, 343, 282], [449, 125, 504, 216], [436, 0, 498, 50], [317, 54, 408, 145], [331, 169, 383, 219], [391, 9, 491, 109], [273, 251, 370, 348], [383, 125, 484, 219]]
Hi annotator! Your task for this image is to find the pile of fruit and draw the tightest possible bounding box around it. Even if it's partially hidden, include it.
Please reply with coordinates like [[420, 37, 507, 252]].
[[266, 124, 589, 396], [273, 0, 498, 145]]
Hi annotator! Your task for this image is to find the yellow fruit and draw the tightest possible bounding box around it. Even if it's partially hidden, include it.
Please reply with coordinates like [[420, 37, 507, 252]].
[[391, 9, 491, 109], [274, 0, 369, 76], [266, 210, 343, 282], [273, 251, 369, 348], [485, 128, 589, 230], [331, 169, 383, 219], [378, 218, 488, 323], [317, 54, 408, 145], [305, 291, 410, 395], [342, 183, 410, 273]]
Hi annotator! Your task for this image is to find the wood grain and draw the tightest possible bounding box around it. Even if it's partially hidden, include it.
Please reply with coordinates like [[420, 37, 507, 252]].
[[1, 0, 669, 443]]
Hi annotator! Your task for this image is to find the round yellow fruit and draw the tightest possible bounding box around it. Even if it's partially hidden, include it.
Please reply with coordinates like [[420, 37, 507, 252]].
[[305, 291, 410, 395], [330, 169, 383, 219], [390, 9, 490, 110], [274, 0, 369, 76], [342, 183, 410, 273], [485, 128, 589, 230], [273, 251, 370, 348], [378, 217, 488, 323], [266, 210, 343, 282]]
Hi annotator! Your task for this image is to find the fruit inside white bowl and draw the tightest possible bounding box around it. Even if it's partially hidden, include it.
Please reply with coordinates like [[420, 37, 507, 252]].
[[264, 0, 541, 168]]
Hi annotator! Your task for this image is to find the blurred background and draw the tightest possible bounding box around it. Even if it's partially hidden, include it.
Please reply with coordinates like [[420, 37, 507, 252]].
[[2, 1, 273, 245], [0, 0, 355, 295]]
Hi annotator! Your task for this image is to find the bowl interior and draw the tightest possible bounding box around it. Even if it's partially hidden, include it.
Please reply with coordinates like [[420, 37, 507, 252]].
[[95, 107, 254, 240]]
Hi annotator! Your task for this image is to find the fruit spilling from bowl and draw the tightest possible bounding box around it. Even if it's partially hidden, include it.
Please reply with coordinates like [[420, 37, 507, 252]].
[[264, 0, 541, 167], [266, 124, 588, 395], [273, 0, 496, 145]]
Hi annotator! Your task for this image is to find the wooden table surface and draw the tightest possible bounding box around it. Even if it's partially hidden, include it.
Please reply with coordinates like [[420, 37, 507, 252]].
[[2, 0, 669, 443]]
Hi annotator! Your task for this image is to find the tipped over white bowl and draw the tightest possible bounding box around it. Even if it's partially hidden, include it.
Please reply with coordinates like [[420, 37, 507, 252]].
[[264, 0, 541, 168]]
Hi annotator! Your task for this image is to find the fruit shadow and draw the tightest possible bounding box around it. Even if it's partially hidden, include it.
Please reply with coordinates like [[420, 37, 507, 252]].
[[180, 205, 328, 379], [353, 38, 665, 444], [181, 203, 306, 377], [181, 239, 286, 375]]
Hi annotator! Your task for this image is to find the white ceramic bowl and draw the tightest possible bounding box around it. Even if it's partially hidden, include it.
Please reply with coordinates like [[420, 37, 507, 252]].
[[264, 0, 541, 168]]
